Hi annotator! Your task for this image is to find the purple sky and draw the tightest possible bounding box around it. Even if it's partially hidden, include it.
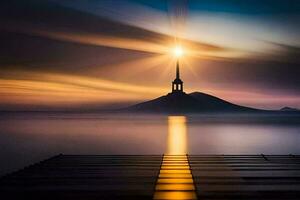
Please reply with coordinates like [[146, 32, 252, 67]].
[[0, 0, 299, 110]]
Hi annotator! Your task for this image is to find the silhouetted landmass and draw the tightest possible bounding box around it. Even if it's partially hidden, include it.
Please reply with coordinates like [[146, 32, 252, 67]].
[[280, 107, 299, 112], [126, 91, 260, 113]]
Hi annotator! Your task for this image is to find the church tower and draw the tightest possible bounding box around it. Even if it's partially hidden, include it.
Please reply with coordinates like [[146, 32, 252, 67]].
[[172, 60, 183, 93]]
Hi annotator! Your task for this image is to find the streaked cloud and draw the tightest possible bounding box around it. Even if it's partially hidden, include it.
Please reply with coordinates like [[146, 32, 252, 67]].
[[0, 0, 299, 110], [0, 69, 167, 110]]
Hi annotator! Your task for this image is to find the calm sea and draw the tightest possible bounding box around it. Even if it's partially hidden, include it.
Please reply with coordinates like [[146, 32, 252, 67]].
[[0, 112, 299, 175]]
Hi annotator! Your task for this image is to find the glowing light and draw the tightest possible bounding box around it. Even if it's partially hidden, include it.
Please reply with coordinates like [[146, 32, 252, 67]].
[[173, 46, 184, 58], [153, 117, 197, 200], [167, 116, 187, 155]]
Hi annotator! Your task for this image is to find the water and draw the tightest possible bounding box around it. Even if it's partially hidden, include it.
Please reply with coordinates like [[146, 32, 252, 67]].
[[0, 112, 300, 175]]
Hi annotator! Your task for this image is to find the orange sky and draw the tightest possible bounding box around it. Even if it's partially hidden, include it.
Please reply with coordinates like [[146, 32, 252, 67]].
[[0, 0, 299, 110]]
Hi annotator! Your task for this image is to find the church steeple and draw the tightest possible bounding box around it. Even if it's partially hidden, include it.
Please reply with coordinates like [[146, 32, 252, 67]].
[[172, 60, 183, 93], [176, 60, 180, 79]]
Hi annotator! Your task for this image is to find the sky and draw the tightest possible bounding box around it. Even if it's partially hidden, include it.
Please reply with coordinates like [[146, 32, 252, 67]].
[[0, 0, 299, 110]]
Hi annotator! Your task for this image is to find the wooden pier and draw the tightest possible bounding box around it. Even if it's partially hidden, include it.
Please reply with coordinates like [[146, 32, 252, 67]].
[[1, 155, 300, 199]]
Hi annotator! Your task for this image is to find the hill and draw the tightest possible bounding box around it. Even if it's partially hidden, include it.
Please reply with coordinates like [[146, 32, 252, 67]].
[[126, 91, 259, 113], [280, 107, 299, 112]]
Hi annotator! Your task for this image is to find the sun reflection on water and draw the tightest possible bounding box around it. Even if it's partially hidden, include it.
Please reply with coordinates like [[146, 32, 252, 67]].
[[167, 116, 187, 155], [153, 116, 197, 200]]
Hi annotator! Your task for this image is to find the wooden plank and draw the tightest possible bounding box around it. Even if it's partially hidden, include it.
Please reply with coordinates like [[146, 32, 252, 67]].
[[189, 155, 300, 199], [0, 155, 163, 200], [1, 155, 300, 199]]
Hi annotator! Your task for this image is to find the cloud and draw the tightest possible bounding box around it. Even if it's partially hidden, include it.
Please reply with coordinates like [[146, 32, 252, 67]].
[[0, 0, 299, 110], [0, 0, 238, 59], [0, 69, 167, 110]]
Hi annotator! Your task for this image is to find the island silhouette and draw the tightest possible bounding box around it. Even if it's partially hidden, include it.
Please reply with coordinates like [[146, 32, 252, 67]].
[[126, 60, 299, 114]]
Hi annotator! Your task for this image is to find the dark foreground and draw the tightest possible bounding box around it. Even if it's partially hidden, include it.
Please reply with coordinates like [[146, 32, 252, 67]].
[[1, 155, 300, 199]]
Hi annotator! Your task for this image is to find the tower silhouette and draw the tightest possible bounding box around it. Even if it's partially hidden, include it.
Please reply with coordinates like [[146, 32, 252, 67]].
[[172, 60, 183, 93]]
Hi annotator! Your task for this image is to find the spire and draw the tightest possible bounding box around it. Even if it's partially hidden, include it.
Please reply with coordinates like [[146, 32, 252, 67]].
[[171, 59, 184, 93], [176, 60, 180, 79]]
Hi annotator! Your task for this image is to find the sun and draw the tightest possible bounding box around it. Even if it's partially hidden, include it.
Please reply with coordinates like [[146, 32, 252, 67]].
[[173, 46, 184, 58]]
